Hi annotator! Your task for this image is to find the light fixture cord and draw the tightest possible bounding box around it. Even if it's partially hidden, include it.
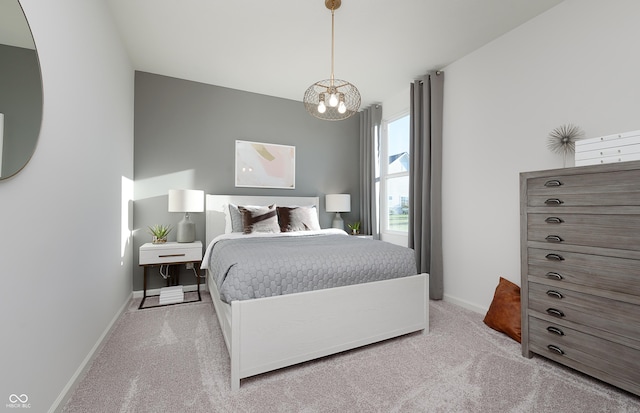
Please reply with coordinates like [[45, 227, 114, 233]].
[[330, 6, 335, 86]]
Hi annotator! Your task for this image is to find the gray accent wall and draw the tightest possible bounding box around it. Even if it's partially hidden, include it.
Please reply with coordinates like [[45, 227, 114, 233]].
[[134, 72, 360, 290]]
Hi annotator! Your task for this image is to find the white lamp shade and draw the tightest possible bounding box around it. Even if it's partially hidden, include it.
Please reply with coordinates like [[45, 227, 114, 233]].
[[325, 194, 351, 212], [168, 189, 204, 213]]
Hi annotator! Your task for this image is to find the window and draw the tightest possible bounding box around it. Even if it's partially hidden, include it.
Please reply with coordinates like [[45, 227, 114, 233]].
[[380, 114, 410, 234]]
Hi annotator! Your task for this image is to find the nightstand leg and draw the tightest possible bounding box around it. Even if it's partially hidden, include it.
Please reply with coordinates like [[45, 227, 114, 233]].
[[197, 267, 201, 301], [139, 266, 148, 309]]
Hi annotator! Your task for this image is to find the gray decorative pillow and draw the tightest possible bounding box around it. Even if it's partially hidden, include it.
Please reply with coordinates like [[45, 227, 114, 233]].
[[277, 206, 321, 232], [228, 203, 244, 232], [239, 204, 280, 234]]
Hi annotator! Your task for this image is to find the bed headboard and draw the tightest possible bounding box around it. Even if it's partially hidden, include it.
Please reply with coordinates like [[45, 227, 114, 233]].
[[205, 195, 320, 247]]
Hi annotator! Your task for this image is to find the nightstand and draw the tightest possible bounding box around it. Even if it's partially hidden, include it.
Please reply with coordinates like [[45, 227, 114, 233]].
[[350, 235, 373, 239], [138, 241, 203, 309]]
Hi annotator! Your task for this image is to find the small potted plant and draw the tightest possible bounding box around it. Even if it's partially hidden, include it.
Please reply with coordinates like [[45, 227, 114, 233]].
[[347, 221, 361, 235], [148, 224, 172, 244]]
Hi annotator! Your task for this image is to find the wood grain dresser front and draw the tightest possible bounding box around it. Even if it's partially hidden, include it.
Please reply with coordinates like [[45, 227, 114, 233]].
[[520, 160, 640, 396]]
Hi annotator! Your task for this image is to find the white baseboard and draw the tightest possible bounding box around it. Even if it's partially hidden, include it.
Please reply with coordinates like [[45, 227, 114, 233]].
[[442, 293, 486, 315], [132, 283, 204, 299], [49, 292, 133, 413]]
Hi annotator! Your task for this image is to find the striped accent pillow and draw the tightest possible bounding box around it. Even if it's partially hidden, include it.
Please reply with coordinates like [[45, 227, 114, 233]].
[[277, 206, 321, 232], [239, 204, 280, 234]]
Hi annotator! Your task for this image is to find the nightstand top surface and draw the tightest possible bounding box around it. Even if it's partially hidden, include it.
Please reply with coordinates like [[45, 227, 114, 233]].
[[140, 240, 202, 250]]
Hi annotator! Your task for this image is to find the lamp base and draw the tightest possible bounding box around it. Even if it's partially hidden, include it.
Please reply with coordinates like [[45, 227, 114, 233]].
[[176, 213, 196, 243], [331, 212, 344, 230]]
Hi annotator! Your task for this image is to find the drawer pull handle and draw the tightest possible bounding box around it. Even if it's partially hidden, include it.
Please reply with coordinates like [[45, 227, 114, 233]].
[[158, 253, 187, 258], [546, 326, 565, 336], [545, 235, 563, 243], [547, 344, 565, 355], [545, 272, 563, 280], [546, 308, 565, 318], [545, 217, 564, 224], [544, 198, 564, 205], [545, 254, 564, 261], [544, 180, 563, 187], [546, 290, 564, 299]]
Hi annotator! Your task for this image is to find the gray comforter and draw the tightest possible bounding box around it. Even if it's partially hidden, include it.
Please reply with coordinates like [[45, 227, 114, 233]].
[[207, 233, 417, 303]]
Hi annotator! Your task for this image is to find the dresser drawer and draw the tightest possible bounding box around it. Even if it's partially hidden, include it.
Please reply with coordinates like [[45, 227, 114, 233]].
[[526, 169, 640, 207], [528, 281, 640, 342], [527, 213, 640, 251], [527, 247, 640, 296], [527, 191, 640, 207], [528, 316, 640, 387]]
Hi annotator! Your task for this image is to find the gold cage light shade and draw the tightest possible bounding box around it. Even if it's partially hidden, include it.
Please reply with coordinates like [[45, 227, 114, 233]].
[[304, 79, 361, 121], [303, 0, 361, 121]]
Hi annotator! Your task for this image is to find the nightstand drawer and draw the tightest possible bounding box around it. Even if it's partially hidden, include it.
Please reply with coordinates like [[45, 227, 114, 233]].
[[139, 241, 202, 265]]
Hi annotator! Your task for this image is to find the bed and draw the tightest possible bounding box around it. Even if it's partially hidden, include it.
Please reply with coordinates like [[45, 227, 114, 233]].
[[203, 194, 429, 390]]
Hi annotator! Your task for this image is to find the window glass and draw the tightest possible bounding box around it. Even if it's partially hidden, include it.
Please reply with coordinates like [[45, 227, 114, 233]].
[[386, 176, 409, 231], [382, 114, 410, 233], [374, 125, 381, 179], [387, 116, 410, 174]]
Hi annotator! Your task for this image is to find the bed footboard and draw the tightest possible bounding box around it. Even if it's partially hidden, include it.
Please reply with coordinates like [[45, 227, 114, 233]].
[[210, 272, 429, 390]]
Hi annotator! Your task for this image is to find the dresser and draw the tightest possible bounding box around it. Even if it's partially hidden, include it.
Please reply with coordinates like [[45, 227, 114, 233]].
[[520, 160, 640, 396]]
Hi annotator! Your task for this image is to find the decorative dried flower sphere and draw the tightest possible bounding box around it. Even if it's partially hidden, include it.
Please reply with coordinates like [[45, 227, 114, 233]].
[[547, 124, 584, 156]]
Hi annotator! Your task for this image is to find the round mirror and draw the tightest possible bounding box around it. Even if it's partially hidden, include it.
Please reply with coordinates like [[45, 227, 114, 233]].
[[0, 0, 43, 180]]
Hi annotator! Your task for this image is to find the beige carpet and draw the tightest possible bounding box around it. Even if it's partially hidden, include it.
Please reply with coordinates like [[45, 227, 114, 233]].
[[62, 292, 640, 412]]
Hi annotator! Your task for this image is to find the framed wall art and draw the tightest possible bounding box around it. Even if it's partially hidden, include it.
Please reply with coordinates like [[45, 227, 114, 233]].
[[235, 140, 295, 189]]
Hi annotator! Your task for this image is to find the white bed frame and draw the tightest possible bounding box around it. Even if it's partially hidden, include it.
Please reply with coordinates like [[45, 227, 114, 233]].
[[205, 195, 429, 390]]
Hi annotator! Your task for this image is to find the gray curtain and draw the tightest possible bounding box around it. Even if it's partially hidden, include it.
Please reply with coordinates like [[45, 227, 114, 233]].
[[359, 104, 382, 239], [409, 71, 444, 300]]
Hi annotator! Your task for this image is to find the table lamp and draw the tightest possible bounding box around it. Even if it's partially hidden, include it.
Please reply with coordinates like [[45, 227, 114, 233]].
[[168, 189, 204, 242], [325, 194, 351, 230]]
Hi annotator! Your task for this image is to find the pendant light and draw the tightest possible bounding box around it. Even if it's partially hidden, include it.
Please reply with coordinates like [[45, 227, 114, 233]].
[[303, 0, 361, 121]]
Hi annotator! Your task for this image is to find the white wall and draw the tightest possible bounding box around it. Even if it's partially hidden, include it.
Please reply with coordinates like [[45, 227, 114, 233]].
[[0, 1, 134, 411], [441, 0, 640, 312]]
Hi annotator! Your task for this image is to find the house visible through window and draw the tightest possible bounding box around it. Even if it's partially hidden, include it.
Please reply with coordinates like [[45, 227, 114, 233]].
[[381, 114, 410, 235]]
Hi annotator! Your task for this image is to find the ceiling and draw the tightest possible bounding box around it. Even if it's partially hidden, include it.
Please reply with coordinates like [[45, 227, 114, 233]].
[[107, 0, 564, 108]]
